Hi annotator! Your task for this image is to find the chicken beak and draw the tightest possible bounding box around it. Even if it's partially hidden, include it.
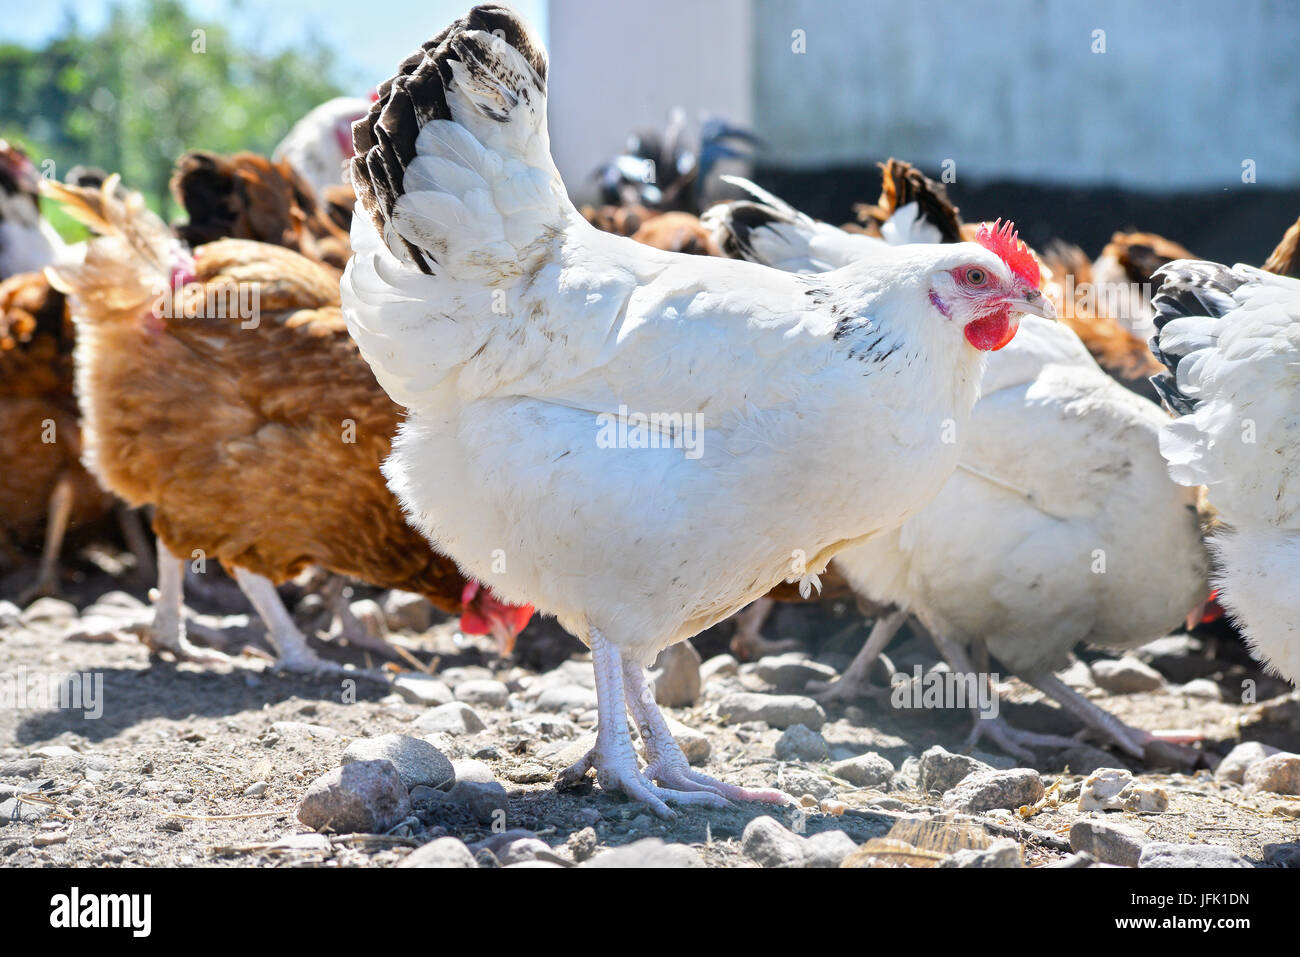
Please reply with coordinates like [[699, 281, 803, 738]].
[[1006, 290, 1056, 320]]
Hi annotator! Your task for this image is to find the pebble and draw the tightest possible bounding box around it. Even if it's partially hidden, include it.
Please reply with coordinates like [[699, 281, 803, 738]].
[[0, 759, 42, 779], [1090, 657, 1164, 694], [243, 781, 268, 797], [919, 746, 994, 794], [717, 692, 826, 730], [455, 679, 510, 709], [392, 675, 455, 707], [347, 599, 389, 641], [584, 838, 704, 868], [1069, 818, 1150, 867], [649, 642, 701, 707], [699, 654, 739, 683], [0, 600, 20, 627], [272, 834, 332, 853], [1134, 634, 1210, 683], [752, 653, 838, 693], [1078, 767, 1135, 811], [21, 597, 78, 624], [343, 734, 454, 791], [781, 767, 837, 800], [297, 761, 411, 834], [1242, 752, 1300, 796], [1138, 842, 1253, 868], [803, 830, 858, 868], [1176, 678, 1224, 701], [450, 759, 497, 786], [1262, 842, 1300, 868], [938, 838, 1024, 868], [741, 816, 806, 868], [413, 702, 487, 735], [775, 724, 829, 762], [400, 836, 478, 868], [0, 797, 53, 825], [505, 763, 550, 784], [446, 781, 508, 825], [567, 827, 598, 862], [830, 752, 895, 788], [1215, 741, 1280, 784], [941, 768, 1044, 813], [270, 721, 340, 742], [1057, 659, 1095, 689], [61, 616, 130, 643], [382, 591, 434, 633], [535, 685, 599, 714]]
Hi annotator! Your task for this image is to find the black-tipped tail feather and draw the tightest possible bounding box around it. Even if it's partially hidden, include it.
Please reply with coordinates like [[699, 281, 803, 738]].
[[1148, 260, 1246, 415]]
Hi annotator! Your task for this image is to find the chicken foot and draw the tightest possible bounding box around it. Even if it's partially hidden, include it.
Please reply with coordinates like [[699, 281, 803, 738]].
[[810, 608, 907, 703], [1021, 670, 1200, 767], [557, 629, 732, 819], [729, 597, 801, 661], [21, 473, 75, 601], [622, 657, 791, 806], [146, 540, 233, 665], [231, 566, 343, 674]]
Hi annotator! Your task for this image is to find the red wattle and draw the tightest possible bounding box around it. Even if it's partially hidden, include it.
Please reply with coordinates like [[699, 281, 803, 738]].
[[964, 310, 1019, 351]]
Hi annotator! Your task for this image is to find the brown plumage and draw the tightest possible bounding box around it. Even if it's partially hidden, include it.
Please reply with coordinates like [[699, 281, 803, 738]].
[[44, 178, 530, 658], [170, 151, 352, 270], [854, 159, 964, 243], [1098, 230, 1195, 287], [1263, 215, 1300, 277], [630, 211, 721, 256], [582, 203, 656, 237], [0, 272, 114, 587]]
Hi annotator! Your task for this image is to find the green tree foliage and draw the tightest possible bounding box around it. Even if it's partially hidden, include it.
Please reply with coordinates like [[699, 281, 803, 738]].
[[0, 0, 344, 215]]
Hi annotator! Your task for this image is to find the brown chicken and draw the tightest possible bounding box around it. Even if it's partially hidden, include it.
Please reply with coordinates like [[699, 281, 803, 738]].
[[44, 177, 531, 670], [1263, 215, 1299, 277], [0, 273, 115, 595], [582, 203, 720, 256], [170, 151, 353, 271]]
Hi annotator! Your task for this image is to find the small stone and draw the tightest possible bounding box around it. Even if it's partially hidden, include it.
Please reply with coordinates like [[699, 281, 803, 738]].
[[567, 827, 598, 862], [803, 830, 857, 868], [584, 838, 704, 868], [400, 837, 478, 868], [649, 642, 702, 707], [1138, 842, 1252, 869], [412, 702, 487, 735], [831, 752, 895, 788], [243, 780, 268, 797], [700, 654, 739, 683], [1058, 659, 1095, 689], [941, 769, 1044, 813], [272, 833, 332, 853], [1175, 678, 1224, 701], [270, 720, 340, 741], [775, 724, 829, 763], [21, 597, 78, 624], [1069, 819, 1150, 867], [920, 746, 994, 794], [450, 759, 496, 786], [752, 653, 839, 693], [1054, 745, 1127, 776], [1090, 657, 1164, 694], [61, 616, 129, 643], [740, 816, 806, 868], [455, 679, 510, 709], [1078, 767, 1135, 811], [1043, 852, 1103, 868], [392, 674, 454, 707], [1121, 784, 1169, 813], [939, 838, 1024, 868], [0, 797, 53, 825], [446, 781, 508, 825], [781, 768, 837, 800], [1134, 634, 1210, 683], [342, 734, 454, 791], [717, 692, 826, 730], [662, 716, 711, 765], [1242, 752, 1300, 796], [0, 759, 43, 779], [535, 685, 599, 714], [1263, 843, 1300, 868], [505, 763, 550, 784], [382, 591, 434, 633], [1215, 741, 1280, 784], [296, 761, 411, 834], [347, 599, 389, 641], [0, 601, 20, 627]]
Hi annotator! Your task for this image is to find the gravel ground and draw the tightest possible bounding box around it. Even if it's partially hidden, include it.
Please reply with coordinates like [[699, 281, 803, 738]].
[[1, 555, 1298, 870]]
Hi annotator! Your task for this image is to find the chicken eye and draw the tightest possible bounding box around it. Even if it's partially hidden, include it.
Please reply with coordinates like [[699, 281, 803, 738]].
[[964, 267, 987, 286]]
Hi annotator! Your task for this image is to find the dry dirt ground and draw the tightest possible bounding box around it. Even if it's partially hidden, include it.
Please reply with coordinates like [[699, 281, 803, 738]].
[[1, 551, 1298, 869]]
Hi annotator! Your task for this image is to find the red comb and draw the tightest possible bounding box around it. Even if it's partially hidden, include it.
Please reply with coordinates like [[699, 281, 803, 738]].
[[976, 219, 1039, 289]]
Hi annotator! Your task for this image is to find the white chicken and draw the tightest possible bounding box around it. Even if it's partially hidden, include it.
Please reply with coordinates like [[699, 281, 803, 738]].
[[707, 182, 1212, 761], [1150, 261, 1300, 685], [342, 5, 1051, 816], [272, 96, 373, 196]]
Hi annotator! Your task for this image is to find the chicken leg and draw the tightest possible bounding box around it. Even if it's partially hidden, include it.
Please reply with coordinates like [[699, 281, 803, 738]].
[[21, 474, 75, 601], [810, 608, 907, 703], [729, 598, 800, 661], [622, 656, 791, 806], [557, 629, 731, 819], [146, 539, 231, 665], [231, 566, 341, 674]]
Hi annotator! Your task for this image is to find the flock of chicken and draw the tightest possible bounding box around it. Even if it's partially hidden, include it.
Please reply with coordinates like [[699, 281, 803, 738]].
[[2, 4, 1297, 818]]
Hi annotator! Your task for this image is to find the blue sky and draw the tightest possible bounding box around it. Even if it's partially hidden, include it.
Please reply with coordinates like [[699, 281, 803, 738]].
[[2, 0, 549, 90]]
